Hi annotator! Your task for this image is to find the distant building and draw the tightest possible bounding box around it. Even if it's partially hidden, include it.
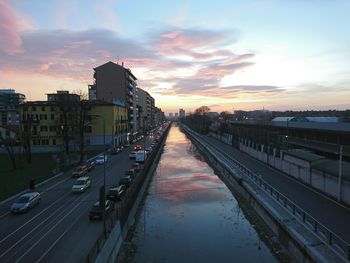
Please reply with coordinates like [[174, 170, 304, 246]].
[[18, 98, 128, 151], [179, 109, 185, 119], [88, 61, 138, 138], [137, 88, 155, 131], [206, 112, 219, 119], [47, 90, 80, 102], [0, 89, 25, 127], [272, 116, 340, 123]]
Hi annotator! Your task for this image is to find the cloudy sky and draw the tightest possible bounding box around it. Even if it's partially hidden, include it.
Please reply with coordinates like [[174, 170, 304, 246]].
[[1, 0, 349, 114]]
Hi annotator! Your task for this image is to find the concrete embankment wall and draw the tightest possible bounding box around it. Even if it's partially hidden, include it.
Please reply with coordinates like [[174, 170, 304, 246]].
[[94, 124, 171, 263], [183, 128, 347, 263]]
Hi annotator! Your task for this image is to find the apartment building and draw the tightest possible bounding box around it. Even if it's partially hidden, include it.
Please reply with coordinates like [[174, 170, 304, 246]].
[[0, 89, 25, 127], [88, 61, 138, 139], [137, 88, 155, 131], [18, 91, 128, 152]]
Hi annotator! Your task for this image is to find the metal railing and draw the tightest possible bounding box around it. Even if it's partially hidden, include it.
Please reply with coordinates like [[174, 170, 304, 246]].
[[182, 125, 350, 260]]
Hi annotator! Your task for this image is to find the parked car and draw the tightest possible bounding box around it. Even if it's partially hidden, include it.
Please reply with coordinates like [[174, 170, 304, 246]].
[[72, 177, 91, 193], [106, 185, 126, 201], [95, 155, 107, 165], [129, 151, 137, 159], [89, 200, 113, 220], [132, 162, 140, 172], [10, 192, 41, 213], [124, 143, 130, 147], [84, 160, 96, 171], [119, 176, 132, 187], [72, 165, 88, 177], [125, 168, 136, 178]]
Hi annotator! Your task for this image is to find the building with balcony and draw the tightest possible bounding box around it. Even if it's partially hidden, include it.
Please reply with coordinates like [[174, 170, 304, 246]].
[[137, 88, 155, 131], [88, 61, 138, 140]]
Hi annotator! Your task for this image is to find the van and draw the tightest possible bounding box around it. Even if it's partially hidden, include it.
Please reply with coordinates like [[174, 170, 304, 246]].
[[135, 150, 147, 162]]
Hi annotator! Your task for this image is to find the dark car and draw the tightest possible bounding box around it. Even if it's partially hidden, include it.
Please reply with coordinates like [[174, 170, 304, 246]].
[[84, 160, 96, 171], [72, 165, 88, 177], [119, 176, 132, 187], [110, 147, 122, 155], [132, 162, 140, 172], [106, 185, 126, 201], [89, 200, 113, 220], [125, 168, 136, 178]]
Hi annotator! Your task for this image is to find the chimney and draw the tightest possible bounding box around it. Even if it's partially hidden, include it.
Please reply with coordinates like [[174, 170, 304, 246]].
[[122, 62, 124, 67]]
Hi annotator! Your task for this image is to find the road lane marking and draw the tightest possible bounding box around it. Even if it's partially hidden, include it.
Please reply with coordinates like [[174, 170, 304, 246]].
[[0, 195, 84, 260], [36, 205, 91, 263], [0, 212, 10, 220], [0, 192, 68, 246], [14, 189, 94, 263]]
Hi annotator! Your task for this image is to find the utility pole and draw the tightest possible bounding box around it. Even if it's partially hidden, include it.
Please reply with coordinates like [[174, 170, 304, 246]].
[[337, 145, 343, 202]]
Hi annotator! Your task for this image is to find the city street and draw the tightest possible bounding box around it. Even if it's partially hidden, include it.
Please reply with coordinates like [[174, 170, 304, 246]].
[[0, 138, 151, 263]]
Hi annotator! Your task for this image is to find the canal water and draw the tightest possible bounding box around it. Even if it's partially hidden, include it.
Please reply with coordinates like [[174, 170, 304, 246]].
[[127, 125, 279, 262]]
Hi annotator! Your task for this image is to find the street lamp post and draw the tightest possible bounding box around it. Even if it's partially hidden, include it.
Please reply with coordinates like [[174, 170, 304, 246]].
[[102, 116, 106, 237]]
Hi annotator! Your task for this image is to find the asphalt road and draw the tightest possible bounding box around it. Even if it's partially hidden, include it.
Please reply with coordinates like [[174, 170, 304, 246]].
[[201, 134, 350, 244], [0, 136, 154, 263]]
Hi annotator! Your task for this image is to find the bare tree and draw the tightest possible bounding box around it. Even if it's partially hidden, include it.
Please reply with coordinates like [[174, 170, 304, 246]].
[[0, 131, 17, 170]]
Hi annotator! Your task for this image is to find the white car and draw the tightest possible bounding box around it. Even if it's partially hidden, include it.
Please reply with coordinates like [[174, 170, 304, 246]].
[[72, 177, 91, 193], [10, 192, 41, 213], [95, 155, 107, 165]]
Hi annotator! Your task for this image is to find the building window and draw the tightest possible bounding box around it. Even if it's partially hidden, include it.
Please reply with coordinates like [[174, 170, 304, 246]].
[[51, 107, 55, 111], [41, 139, 49, 145], [51, 114, 55, 120], [49, 125, 57, 132], [40, 114, 47, 120], [40, 126, 48, 132], [41, 106, 45, 111], [33, 139, 38, 145], [52, 139, 56, 145], [32, 107, 36, 111]]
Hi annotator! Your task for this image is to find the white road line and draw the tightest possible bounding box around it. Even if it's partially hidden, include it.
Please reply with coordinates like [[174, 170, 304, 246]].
[[36, 205, 91, 263], [0, 212, 10, 220], [14, 192, 92, 263], [0, 192, 67, 245], [0, 195, 81, 260]]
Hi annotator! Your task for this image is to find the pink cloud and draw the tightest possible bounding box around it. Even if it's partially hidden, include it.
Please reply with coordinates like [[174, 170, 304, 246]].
[[0, 0, 23, 54]]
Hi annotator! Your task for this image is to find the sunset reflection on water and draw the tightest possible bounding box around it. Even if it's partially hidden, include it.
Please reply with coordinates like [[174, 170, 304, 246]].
[[131, 125, 278, 263]]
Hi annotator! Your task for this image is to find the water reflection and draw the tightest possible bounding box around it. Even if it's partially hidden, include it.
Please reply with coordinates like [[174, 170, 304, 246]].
[[130, 125, 279, 263]]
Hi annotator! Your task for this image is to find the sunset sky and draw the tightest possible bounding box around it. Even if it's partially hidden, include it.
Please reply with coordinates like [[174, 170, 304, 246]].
[[1, 0, 349, 114]]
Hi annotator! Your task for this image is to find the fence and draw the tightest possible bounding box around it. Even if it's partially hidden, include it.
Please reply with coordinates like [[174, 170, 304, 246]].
[[183, 125, 350, 261]]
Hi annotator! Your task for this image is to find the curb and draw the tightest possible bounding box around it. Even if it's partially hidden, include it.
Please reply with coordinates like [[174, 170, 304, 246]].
[[0, 172, 64, 206], [0, 152, 104, 206]]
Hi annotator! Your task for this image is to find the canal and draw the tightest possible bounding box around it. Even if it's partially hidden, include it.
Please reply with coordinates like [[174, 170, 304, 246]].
[[120, 124, 280, 262]]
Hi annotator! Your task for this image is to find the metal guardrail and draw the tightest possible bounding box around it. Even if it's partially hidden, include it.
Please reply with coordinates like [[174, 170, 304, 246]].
[[183, 126, 350, 260]]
